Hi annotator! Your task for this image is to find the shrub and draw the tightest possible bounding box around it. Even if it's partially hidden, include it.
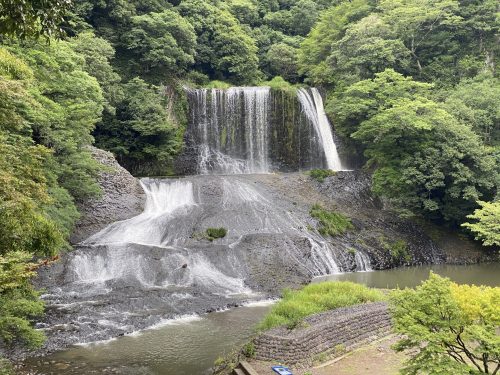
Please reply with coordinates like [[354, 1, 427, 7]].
[[308, 169, 337, 182], [379, 236, 410, 262], [0, 358, 14, 375], [204, 80, 232, 89], [258, 281, 385, 331], [259, 76, 297, 92], [205, 227, 227, 241], [347, 248, 357, 255], [310, 204, 354, 236], [390, 273, 500, 375], [242, 341, 256, 358]]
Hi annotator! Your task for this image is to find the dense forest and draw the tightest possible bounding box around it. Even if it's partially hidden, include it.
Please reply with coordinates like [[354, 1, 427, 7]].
[[0, 0, 499, 356]]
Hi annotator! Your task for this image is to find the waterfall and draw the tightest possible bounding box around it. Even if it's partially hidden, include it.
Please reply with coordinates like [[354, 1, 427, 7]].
[[187, 87, 271, 174], [83, 179, 196, 247], [297, 88, 343, 171], [354, 250, 372, 272], [186, 86, 343, 173]]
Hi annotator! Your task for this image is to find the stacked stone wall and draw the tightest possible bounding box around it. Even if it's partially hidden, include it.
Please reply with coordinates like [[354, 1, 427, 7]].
[[253, 302, 391, 366]]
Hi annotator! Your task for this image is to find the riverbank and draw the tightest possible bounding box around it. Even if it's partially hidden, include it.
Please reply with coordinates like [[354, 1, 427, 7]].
[[248, 334, 405, 375]]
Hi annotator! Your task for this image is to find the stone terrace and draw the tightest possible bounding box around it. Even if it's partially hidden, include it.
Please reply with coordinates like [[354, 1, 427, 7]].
[[253, 302, 391, 366]]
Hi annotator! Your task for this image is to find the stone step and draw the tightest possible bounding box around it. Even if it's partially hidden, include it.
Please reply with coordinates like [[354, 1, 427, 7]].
[[240, 361, 260, 375], [233, 368, 246, 375]]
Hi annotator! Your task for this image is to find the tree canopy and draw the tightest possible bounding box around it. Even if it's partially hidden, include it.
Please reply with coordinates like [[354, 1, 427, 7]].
[[390, 273, 500, 374]]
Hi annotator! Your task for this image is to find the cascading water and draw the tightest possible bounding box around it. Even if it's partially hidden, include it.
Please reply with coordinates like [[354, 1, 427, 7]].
[[186, 87, 271, 174], [185, 86, 343, 173], [297, 88, 343, 171], [38, 86, 362, 351], [354, 250, 372, 272]]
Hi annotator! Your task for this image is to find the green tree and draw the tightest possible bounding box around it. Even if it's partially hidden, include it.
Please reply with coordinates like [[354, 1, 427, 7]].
[[352, 97, 497, 223], [298, 0, 373, 84], [0, 0, 72, 39], [462, 201, 500, 247], [327, 69, 431, 140], [443, 73, 500, 146], [327, 14, 409, 85], [178, 0, 260, 84], [122, 10, 197, 81], [0, 251, 46, 349], [94, 77, 181, 174], [378, 0, 461, 77], [265, 42, 299, 82], [70, 31, 122, 114], [390, 273, 500, 374]]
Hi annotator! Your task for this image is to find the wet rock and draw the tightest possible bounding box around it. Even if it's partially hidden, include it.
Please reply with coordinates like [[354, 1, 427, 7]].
[[70, 147, 146, 244]]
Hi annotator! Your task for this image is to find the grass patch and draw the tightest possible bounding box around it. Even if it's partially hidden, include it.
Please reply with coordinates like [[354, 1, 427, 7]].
[[379, 236, 410, 262], [309, 169, 337, 182], [347, 248, 357, 255], [204, 80, 232, 89], [242, 341, 256, 358], [206, 227, 227, 241], [258, 76, 297, 92], [258, 281, 385, 331], [310, 204, 354, 237]]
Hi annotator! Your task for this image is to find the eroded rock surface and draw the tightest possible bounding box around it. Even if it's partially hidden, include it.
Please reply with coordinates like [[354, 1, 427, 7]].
[[70, 147, 145, 244]]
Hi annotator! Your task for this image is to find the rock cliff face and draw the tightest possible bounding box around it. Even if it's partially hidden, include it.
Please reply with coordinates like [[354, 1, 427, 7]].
[[70, 147, 146, 244]]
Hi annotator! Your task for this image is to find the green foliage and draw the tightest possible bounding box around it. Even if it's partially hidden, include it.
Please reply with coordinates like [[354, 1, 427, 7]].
[[443, 73, 500, 146], [265, 43, 299, 82], [462, 201, 500, 247], [327, 14, 409, 85], [0, 0, 71, 39], [298, 0, 374, 85], [123, 10, 197, 80], [379, 237, 410, 263], [310, 204, 353, 236], [0, 251, 46, 349], [308, 169, 336, 183], [0, 357, 15, 375], [94, 78, 182, 175], [390, 272, 500, 375], [242, 341, 256, 358], [204, 80, 232, 89], [258, 281, 384, 331], [205, 227, 228, 241], [178, 0, 260, 84], [0, 137, 65, 257], [0, 38, 104, 349], [352, 95, 497, 223]]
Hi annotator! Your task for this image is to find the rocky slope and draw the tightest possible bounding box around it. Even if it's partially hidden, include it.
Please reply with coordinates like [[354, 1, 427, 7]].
[[13, 164, 492, 360], [70, 147, 146, 244]]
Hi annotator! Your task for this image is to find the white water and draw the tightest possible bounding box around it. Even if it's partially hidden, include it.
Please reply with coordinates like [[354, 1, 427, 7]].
[[297, 88, 343, 171], [354, 250, 372, 271], [84, 179, 196, 246], [73, 179, 251, 295], [187, 86, 344, 173], [189, 87, 271, 174]]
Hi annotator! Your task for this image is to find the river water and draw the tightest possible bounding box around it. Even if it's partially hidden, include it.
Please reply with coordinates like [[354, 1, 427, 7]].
[[313, 263, 500, 288], [22, 263, 499, 375], [21, 302, 273, 375]]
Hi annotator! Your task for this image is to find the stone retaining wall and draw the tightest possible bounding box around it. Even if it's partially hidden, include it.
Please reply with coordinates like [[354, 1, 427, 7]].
[[253, 302, 391, 366]]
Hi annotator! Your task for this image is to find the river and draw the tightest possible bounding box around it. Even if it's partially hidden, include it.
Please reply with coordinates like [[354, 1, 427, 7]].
[[22, 263, 498, 375]]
